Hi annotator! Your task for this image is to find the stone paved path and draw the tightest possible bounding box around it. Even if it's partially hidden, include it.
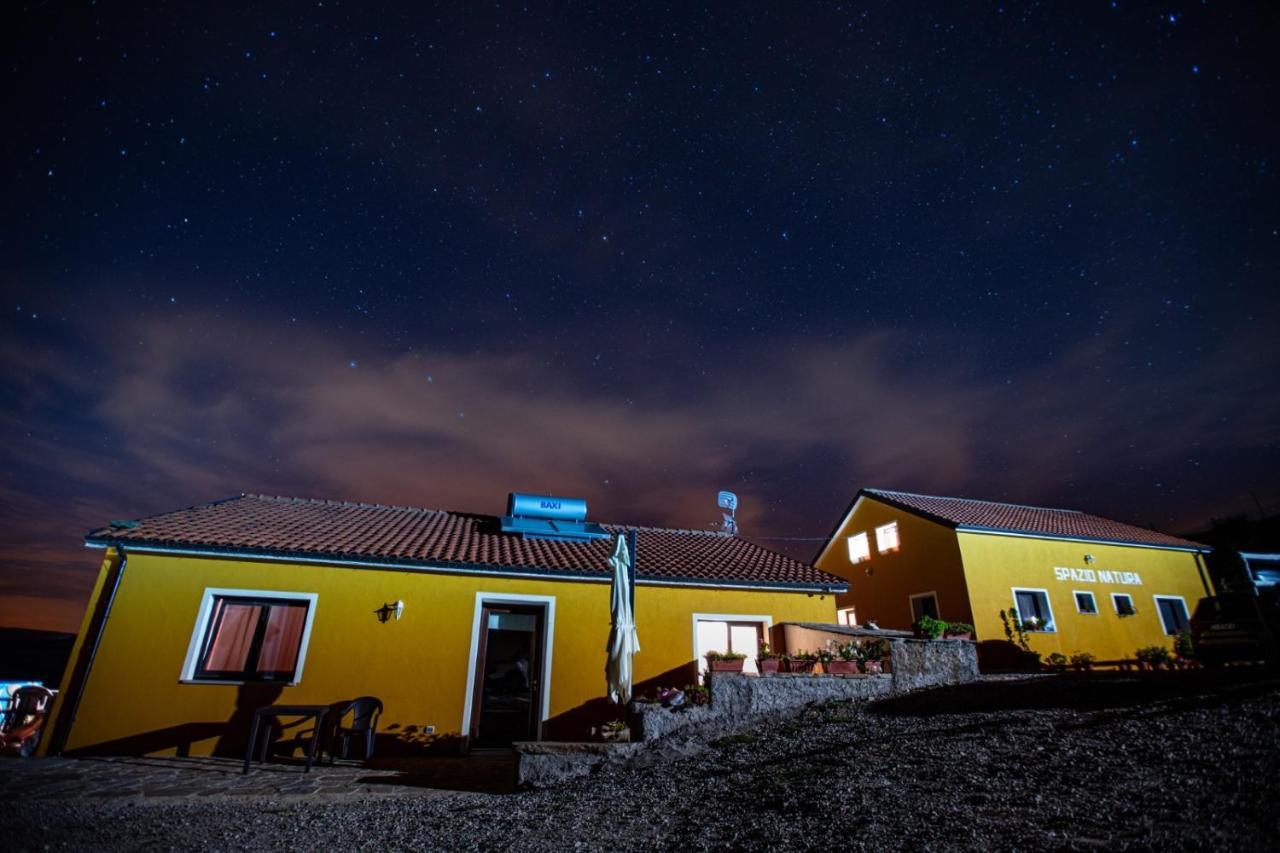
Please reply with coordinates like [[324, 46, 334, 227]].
[[0, 754, 516, 800]]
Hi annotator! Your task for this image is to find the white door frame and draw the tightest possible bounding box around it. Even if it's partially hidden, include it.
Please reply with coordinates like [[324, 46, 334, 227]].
[[691, 613, 772, 673], [460, 592, 556, 738], [908, 590, 939, 622]]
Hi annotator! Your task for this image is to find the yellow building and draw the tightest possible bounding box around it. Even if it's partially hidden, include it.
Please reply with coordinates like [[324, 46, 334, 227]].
[[814, 489, 1213, 662], [42, 493, 845, 757]]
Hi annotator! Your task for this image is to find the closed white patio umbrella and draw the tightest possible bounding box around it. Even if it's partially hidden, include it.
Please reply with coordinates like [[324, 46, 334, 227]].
[[605, 533, 640, 705]]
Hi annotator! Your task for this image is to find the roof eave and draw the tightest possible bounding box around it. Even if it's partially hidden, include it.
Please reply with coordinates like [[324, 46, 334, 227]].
[[953, 525, 1211, 553], [84, 537, 846, 594]]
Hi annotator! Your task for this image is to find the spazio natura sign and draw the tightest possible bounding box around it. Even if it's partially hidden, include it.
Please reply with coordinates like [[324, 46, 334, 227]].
[[1053, 566, 1143, 586]]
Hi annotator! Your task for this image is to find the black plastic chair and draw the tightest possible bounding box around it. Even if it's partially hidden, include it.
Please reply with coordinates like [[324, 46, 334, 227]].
[[329, 696, 382, 762]]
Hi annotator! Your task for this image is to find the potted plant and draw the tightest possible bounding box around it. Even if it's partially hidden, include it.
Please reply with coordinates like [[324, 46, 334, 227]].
[[705, 650, 748, 673], [757, 641, 782, 674], [825, 641, 860, 675], [943, 621, 975, 641], [859, 638, 890, 674], [599, 719, 630, 743], [682, 684, 710, 706], [860, 637, 890, 671], [786, 650, 817, 674], [913, 615, 947, 640], [1045, 651, 1068, 673], [1069, 651, 1096, 673]]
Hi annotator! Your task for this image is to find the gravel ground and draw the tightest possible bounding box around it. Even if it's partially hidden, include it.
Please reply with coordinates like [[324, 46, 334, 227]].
[[6, 672, 1277, 851]]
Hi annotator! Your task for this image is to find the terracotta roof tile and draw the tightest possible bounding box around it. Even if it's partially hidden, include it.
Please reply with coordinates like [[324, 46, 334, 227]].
[[862, 489, 1206, 551], [86, 494, 846, 591]]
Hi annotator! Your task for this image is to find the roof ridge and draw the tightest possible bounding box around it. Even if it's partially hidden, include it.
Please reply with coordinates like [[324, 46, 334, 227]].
[[866, 488, 1084, 515], [241, 493, 736, 538], [242, 493, 449, 516]]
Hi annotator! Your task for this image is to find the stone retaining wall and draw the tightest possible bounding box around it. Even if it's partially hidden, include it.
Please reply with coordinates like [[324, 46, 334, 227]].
[[516, 636, 978, 788]]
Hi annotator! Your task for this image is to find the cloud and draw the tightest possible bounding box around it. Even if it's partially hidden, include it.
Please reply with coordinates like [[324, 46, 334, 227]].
[[2, 309, 1276, 630]]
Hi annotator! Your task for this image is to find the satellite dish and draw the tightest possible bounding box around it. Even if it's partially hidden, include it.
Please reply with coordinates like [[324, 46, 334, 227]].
[[717, 491, 739, 534]]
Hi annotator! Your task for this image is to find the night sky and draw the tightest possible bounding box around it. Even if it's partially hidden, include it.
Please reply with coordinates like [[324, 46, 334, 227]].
[[3, 2, 1278, 632]]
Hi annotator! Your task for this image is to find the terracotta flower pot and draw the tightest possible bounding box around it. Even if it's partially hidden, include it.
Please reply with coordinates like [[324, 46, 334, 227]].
[[944, 632, 973, 641], [825, 660, 858, 675], [709, 659, 745, 673], [861, 659, 883, 675], [785, 659, 815, 674], [758, 658, 781, 674]]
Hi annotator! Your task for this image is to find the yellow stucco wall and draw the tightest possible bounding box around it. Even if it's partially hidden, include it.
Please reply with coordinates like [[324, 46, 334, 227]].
[[815, 497, 971, 629], [957, 533, 1213, 660], [55, 550, 834, 755]]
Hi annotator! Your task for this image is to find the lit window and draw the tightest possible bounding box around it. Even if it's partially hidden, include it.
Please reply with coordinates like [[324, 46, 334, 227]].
[[185, 592, 315, 683], [837, 608, 857, 626], [875, 522, 900, 553], [846, 532, 870, 563], [1012, 588, 1055, 632], [1112, 593, 1136, 617], [1074, 591, 1097, 614]]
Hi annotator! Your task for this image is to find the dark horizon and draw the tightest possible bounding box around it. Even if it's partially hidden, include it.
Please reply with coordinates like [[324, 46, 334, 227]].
[[4, 2, 1278, 632]]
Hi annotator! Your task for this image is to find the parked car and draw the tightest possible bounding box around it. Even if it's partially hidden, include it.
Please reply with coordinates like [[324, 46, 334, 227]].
[[1190, 591, 1279, 665]]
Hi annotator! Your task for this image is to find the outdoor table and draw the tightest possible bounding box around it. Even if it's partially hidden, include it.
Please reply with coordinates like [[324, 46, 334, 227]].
[[242, 704, 329, 774]]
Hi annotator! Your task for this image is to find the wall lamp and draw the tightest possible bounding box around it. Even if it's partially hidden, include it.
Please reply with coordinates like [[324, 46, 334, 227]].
[[375, 600, 405, 623]]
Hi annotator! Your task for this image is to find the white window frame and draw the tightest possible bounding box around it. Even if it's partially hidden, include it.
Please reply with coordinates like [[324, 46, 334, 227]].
[[846, 532, 871, 564], [180, 588, 319, 685], [836, 607, 857, 626], [692, 613, 772, 674], [1073, 590, 1098, 615], [1152, 595, 1190, 635], [874, 521, 900, 554], [461, 592, 556, 737], [909, 591, 939, 622], [1112, 592, 1137, 617], [1011, 587, 1056, 633]]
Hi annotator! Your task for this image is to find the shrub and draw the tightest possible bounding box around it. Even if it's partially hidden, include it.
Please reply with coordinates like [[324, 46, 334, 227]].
[[944, 621, 975, 637], [1046, 652, 1068, 667], [1000, 609, 1032, 652], [1174, 630, 1194, 660], [1135, 645, 1174, 666], [682, 684, 710, 706], [1069, 651, 1096, 668]]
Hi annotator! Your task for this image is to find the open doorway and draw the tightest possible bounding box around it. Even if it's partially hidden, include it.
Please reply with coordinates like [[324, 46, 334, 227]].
[[466, 600, 550, 748]]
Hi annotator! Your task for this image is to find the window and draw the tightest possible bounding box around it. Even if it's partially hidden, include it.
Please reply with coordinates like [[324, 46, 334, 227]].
[[1154, 596, 1190, 635], [184, 591, 316, 683], [694, 616, 767, 674], [837, 607, 857, 626], [1074, 591, 1098, 614], [1012, 588, 1055, 632], [1112, 593, 1136, 617], [875, 522, 900, 553], [910, 592, 939, 621], [846, 532, 870, 564]]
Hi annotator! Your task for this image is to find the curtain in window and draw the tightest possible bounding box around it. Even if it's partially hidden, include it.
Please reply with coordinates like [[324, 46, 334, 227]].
[[256, 603, 308, 674], [204, 601, 262, 671]]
